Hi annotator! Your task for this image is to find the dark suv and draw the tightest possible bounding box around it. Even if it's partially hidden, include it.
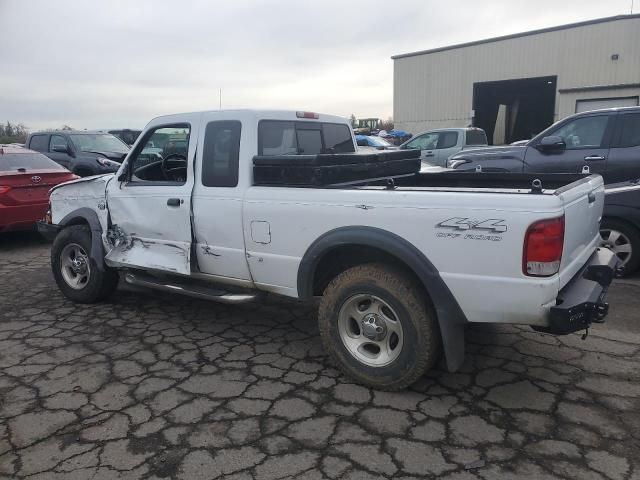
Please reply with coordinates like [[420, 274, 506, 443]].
[[26, 131, 130, 177], [448, 107, 640, 184]]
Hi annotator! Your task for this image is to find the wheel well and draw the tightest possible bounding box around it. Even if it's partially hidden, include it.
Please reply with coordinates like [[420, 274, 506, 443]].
[[602, 215, 640, 232], [311, 245, 424, 297], [62, 217, 90, 229]]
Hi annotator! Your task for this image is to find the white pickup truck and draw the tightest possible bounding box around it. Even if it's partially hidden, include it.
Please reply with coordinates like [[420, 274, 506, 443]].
[[39, 109, 618, 390]]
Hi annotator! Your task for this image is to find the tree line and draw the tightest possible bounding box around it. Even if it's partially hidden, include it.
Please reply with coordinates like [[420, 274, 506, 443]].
[[0, 121, 29, 144]]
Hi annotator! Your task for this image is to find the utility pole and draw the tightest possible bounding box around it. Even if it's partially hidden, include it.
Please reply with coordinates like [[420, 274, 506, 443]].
[[219, 88, 222, 110]]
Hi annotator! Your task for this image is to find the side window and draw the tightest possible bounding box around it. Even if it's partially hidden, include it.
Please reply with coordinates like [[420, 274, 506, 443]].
[[28, 135, 48, 152], [201, 121, 241, 187], [466, 129, 487, 146], [49, 135, 68, 153], [129, 125, 190, 184], [552, 116, 609, 149], [437, 131, 458, 149], [405, 133, 438, 150], [613, 113, 640, 148]]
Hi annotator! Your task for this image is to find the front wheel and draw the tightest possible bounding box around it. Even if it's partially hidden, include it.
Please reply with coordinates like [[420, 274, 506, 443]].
[[318, 263, 440, 391], [51, 225, 119, 303], [600, 219, 640, 276]]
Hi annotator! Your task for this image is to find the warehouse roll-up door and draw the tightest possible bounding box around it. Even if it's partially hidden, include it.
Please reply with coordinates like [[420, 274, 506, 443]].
[[576, 97, 639, 113]]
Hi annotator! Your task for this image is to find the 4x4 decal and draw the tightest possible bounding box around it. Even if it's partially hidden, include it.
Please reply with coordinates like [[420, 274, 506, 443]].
[[437, 217, 507, 233], [435, 217, 506, 242]]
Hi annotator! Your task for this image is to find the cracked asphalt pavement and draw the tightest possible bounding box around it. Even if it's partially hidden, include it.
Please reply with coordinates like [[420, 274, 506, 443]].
[[1, 232, 640, 480]]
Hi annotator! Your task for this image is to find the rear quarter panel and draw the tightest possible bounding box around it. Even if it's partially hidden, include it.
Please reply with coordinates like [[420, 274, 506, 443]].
[[243, 186, 570, 325]]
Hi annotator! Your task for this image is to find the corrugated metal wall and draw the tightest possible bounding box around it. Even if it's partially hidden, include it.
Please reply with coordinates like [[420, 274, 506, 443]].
[[393, 16, 640, 134]]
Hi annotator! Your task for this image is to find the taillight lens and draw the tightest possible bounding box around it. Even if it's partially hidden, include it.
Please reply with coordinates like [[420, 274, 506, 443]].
[[0, 185, 10, 196], [523, 216, 564, 277]]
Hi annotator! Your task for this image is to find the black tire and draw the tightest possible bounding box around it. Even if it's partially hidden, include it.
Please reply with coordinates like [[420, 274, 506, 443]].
[[318, 263, 440, 391], [51, 225, 119, 303], [600, 218, 640, 276]]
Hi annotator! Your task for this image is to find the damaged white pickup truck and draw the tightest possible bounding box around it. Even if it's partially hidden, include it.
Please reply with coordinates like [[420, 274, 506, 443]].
[[39, 110, 618, 390]]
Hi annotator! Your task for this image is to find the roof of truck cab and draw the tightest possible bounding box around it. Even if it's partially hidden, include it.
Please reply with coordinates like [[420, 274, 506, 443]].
[[147, 109, 350, 126]]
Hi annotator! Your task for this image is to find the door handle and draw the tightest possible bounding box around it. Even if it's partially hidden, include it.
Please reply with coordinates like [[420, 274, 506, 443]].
[[424, 152, 435, 157], [588, 192, 596, 203], [167, 198, 181, 207], [584, 155, 605, 161]]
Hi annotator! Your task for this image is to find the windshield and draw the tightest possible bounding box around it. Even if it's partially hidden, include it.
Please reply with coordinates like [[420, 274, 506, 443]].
[[69, 134, 129, 154], [0, 152, 65, 171], [368, 136, 392, 147]]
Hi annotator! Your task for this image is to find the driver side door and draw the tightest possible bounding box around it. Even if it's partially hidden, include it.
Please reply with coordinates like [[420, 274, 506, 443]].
[[104, 117, 201, 275], [524, 113, 612, 178], [402, 132, 439, 166]]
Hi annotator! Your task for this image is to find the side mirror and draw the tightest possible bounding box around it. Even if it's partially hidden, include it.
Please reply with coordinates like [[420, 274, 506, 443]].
[[52, 145, 70, 154], [537, 136, 566, 153]]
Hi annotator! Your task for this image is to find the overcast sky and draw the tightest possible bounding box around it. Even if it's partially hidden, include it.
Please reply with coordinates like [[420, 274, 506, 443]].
[[0, 0, 634, 130]]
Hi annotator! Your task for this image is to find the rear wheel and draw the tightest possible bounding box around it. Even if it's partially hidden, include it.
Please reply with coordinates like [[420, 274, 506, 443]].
[[318, 263, 440, 391], [51, 225, 118, 303], [600, 219, 640, 276]]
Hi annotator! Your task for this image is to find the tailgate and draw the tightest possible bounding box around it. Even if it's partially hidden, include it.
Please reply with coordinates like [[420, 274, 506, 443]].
[[557, 175, 604, 288]]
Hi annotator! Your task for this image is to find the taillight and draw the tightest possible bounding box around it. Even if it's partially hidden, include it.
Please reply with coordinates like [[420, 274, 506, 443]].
[[523, 216, 564, 277], [0, 186, 10, 196]]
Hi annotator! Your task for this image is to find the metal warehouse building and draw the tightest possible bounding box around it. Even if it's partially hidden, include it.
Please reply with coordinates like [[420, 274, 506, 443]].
[[392, 14, 640, 145]]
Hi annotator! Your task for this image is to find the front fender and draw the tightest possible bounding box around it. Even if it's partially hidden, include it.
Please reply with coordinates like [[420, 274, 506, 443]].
[[57, 208, 106, 271]]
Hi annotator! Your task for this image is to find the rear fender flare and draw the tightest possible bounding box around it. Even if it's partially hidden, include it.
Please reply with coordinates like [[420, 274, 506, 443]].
[[297, 226, 468, 371]]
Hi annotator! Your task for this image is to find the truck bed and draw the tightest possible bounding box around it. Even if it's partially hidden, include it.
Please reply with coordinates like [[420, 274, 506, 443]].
[[253, 150, 590, 193]]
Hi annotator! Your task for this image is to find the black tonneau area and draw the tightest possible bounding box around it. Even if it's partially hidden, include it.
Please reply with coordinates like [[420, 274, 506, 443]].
[[253, 150, 420, 186], [394, 172, 591, 191]]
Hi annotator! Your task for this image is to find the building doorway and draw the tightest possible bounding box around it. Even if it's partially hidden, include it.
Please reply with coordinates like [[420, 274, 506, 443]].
[[472, 76, 557, 145]]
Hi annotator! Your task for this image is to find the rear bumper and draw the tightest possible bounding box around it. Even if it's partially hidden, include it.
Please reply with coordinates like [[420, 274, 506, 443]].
[[37, 221, 61, 241], [537, 247, 618, 335]]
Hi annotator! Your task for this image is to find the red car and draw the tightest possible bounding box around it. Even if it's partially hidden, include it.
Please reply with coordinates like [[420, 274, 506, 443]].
[[0, 145, 78, 232]]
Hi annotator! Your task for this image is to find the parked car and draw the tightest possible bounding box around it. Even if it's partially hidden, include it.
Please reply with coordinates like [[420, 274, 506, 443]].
[[355, 135, 398, 151], [447, 107, 640, 185], [399, 127, 488, 167], [602, 180, 640, 274], [26, 131, 130, 177], [0, 145, 77, 232], [39, 109, 616, 390]]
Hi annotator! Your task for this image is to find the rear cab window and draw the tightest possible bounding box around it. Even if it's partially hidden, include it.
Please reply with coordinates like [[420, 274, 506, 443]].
[[28, 135, 49, 152], [0, 152, 65, 171], [258, 121, 355, 155]]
